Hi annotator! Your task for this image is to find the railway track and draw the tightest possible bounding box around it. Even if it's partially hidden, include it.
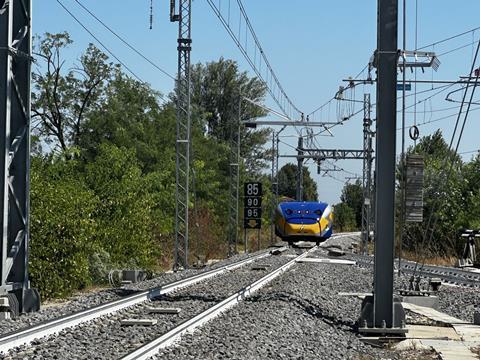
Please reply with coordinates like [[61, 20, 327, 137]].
[[0, 248, 282, 356], [349, 253, 480, 288], [121, 246, 316, 360], [1, 246, 315, 359]]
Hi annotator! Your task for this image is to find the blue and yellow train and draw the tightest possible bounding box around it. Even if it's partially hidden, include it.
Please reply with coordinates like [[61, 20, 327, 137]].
[[274, 201, 333, 246]]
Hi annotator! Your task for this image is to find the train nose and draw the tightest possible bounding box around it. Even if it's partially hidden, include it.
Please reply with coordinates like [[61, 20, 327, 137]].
[[284, 219, 321, 235]]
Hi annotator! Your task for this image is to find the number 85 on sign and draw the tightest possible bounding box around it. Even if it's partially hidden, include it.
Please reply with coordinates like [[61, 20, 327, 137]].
[[244, 182, 262, 197]]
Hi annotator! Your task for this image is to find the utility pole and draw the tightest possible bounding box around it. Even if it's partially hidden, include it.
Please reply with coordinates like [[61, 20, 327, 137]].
[[360, 0, 406, 333], [296, 137, 304, 201], [228, 94, 241, 256], [0, 0, 39, 313], [361, 94, 374, 255], [171, 0, 192, 270]]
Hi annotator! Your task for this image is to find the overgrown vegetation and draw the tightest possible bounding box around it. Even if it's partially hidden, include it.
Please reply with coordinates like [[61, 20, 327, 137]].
[[401, 130, 480, 259], [277, 163, 318, 201], [30, 33, 271, 299], [28, 33, 480, 299], [333, 129, 480, 261], [333, 180, 363, 232]]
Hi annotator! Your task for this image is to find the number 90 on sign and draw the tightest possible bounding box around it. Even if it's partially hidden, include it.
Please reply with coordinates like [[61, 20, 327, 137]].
[[245, 197, 261, 207]]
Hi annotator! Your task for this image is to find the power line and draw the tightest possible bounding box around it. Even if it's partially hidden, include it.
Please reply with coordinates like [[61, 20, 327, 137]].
[[397, 105, 480, 130], [438, 40, 479, 58], [73, 0, 176, 81], [417, 25, 480, 51], [307, 97, 335, 118], [56, 0, 143, 82], [55, 0, 170, 107], [460, 149, 480, 155], [206, 0, 302, 121]]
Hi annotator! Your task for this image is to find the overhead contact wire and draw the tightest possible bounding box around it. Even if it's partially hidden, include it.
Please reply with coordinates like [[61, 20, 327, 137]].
[[73, 0, 175, 81]]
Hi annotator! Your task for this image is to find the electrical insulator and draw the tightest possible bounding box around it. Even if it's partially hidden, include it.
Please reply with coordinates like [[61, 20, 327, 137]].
[[149, 0, 153, 29]]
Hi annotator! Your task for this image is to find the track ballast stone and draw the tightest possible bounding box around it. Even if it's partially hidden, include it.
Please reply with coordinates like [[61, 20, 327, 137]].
[[0, 249, 269, 336], [154, 249, 436, 360], [4, 251, 292, 359]]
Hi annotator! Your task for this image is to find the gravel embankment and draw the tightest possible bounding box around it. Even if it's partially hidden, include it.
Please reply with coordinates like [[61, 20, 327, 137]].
[[334, 233, 480, 324], [436, 285, 480, 322], [5, 250, 294, 359], [0, 249, 271, 336], [154, 248, 436, 360]]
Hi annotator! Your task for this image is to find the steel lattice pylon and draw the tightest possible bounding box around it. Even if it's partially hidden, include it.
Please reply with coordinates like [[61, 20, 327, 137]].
[[227, 95, 241, 256], [0, 0, 39, 312], [270, 132, 278, 244], [171, 0, 192, 270], [361, 93, 374, 255]]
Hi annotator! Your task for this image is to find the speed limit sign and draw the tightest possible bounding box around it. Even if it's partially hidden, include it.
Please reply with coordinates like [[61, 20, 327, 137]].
[[244, 182, 262, 229]]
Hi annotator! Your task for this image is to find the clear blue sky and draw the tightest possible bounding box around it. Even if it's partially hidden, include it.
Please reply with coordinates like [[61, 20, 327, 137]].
[[33, 1, 480, 204]]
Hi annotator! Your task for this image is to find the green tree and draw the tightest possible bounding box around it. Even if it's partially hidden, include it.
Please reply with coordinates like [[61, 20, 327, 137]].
[[189, 57, 271, 174], [29, 157, 98, 299], [84, 143, 160, 267], [29, 32, 290, 298], [32, 32, 114, 152], [333, 203, 356, 232], [402, 130, 465, 256], [80, 72, 175, 172], [340, 180, 363, 228], [277, 163, 318, 201]]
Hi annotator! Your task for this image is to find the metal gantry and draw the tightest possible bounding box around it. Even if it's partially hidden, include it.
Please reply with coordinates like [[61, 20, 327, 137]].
[[361, 94, 374, 255], [227, 95, 241, 256], [0, 0, 39, 313], [281, 149, 369, 160], [171, 0, 192, 270]]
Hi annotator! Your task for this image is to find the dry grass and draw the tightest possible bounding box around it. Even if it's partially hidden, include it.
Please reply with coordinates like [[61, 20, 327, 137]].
[[399, 250, 457, 266], [42, 284, 111, 308]]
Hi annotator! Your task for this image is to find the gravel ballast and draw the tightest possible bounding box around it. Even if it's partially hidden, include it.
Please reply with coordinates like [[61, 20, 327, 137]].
[[2, 234, 477, 359], [4, 250, 294, 359], [0, 249, 271, 336], [153, 246, 436, 360]]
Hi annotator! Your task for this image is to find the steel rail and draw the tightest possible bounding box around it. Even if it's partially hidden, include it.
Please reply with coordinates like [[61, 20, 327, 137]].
[[121, 246, 317, 360], [0, 249, 280, 353], [352, 254, 480, 287]]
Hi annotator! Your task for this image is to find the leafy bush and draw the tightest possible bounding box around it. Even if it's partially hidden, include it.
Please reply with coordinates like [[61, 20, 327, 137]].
[[29, 158, 98, 299], [85, 143, 161, 269]]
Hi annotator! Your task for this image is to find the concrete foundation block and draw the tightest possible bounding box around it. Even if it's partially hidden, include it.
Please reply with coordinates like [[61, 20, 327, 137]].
[[120, 319, 158, 326], [402, 295, 439, 310], [147, 307, 181, 314]]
